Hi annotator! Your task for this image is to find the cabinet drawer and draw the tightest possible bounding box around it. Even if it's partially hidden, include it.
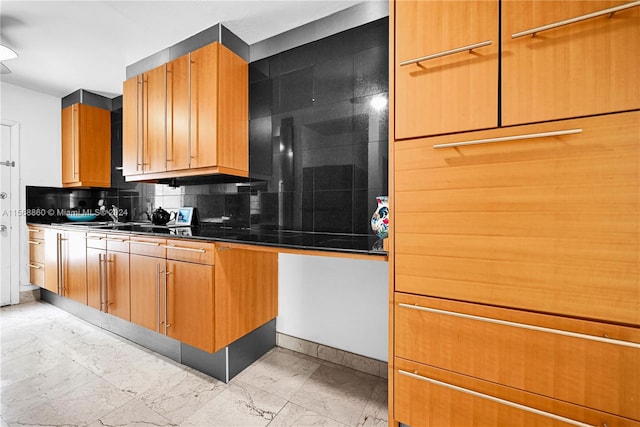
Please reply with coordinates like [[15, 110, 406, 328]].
[[395, 293, 640, 420], [394, 111, 640, 325], [129, 237, 166, 258], [502, 0, 640, 125], [28, 226, 45, 241], [394, 357, 640, 427], [105, 234, 129, 253], [86, 233, 107, 250], [166, 239, 214, 265], [28, 238, 45, 263], [29, 263, 45, 287]]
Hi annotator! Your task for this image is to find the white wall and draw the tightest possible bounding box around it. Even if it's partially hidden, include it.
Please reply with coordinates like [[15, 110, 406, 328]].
[[0, 82, 61, 293], [277, 253, 388, 361]]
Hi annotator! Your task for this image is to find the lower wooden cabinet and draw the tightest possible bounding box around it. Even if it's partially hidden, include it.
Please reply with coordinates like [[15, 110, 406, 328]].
[[28, 226, 45, 287], [395, 293, 640, 421], [394, 358, 640, 427], [86, 233, 130, 321], [43, 228, 87, 304], [214, 244, 278, 352], [130, 253, 165, 332], [166, 260, 214, 352]]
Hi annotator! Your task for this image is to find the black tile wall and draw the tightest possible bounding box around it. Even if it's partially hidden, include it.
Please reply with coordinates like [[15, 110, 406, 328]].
[[27, 18, 389, 236]]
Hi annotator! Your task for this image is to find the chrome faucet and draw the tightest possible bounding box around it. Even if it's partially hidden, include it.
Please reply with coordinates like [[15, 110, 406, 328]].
[[107, 205, 119, 223]]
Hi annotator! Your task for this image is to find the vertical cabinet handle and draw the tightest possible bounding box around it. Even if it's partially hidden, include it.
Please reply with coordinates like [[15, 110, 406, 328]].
[[136, 78, 142, 171], [156, 263, 162, 332], [188, 54, 194, 166], [104, 254, 109, 311], [164, 269, 171, 334], [98, 253, 104, 310]]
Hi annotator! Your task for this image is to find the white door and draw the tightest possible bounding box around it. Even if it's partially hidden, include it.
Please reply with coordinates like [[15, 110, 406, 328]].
[[1, 122, 18, 306]]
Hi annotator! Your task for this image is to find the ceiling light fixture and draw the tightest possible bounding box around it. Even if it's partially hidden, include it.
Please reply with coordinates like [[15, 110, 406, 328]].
[[0, 45, 18, 61]]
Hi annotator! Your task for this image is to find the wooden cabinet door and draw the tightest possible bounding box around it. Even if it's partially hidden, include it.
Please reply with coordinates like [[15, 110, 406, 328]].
[[394, 0, 499, 139], [143, 65, 167, 174], [130, 254, 164, 332], [123, 75, 142, 176], [166, 260, 214, 352], [86, 247, 104, 311], [214, 245, 277, 351], [61, 104, 110, 187], [105, 250, 130, 321], [63, 231, 87, 305], [502, 0, 640, 126], [394, 111, 640, 325], [61, 105, 79, 185], [166, 54, 190, 172], [189, 42, 218, 169], [44, 229, 60, 294]]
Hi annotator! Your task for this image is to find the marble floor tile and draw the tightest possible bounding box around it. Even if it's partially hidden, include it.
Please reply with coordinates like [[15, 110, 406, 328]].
[[181, 381, 287, 427], [235, 347, 321, 401], [136, 368, 226, 424], [86, 398, 176, 427], [0, 357, 100, 420], [0, 326, 47, 361], [289, 364, 379, 426], [356, 378, 388, 426], [0, 345, 64, 388], [20, 316, 99, 347], [3, 376, 131, 426], [0, 301, 71, 327], [269, 402, 348, 426]]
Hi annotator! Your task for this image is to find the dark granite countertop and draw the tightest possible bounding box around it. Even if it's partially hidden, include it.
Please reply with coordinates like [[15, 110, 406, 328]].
[[29, 221, 387, 257]]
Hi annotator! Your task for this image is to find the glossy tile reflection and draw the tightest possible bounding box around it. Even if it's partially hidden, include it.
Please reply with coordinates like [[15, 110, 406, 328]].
[[1, 301, 388, 426]]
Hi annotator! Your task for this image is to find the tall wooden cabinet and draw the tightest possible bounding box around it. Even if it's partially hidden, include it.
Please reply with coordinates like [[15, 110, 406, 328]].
[[61, 103, 111, 188], [43, 228, 87, 304], [389, 1, 640, 426], [122, 41, 248, 181]]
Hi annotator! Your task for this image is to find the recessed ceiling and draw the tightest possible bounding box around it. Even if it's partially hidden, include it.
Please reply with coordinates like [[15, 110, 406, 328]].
[[0, 0, 368, 98]]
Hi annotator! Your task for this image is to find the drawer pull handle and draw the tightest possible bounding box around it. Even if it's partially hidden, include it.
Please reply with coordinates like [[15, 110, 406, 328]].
[[105, 238, 128, 243], [398, 303, 640, 349], [164, 245, 206, 253], [29, 264, 43, 269], [28, 240, 42, 245], [30, 229, 42, 233], [131, 241, 161, 247], [398, 370, 595, 427], [432, 128, 582, 149], [400, 40, 492, 67], [512, 1, 640, 38]]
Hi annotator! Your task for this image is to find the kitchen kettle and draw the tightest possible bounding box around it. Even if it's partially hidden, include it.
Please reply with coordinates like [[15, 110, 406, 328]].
[[146, 207, 176, 225]]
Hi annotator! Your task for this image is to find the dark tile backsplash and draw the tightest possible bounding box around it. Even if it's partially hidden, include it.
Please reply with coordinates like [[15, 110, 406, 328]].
[[27, 18, 389, 235]]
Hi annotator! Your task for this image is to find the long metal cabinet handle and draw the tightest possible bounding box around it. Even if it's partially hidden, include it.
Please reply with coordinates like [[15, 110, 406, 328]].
[[164, 63, 168, 168], [156, 263, 162, 332], [188, 53, 194, 165], [432, 128, 582, 149], [397, 370, 595, 427], [131, 240, 161, 247], [29, 264, 43, 269], [98, 253, 104, 310], [512, 1, 640, 38], [399, 303, 640, 349], [28, 240, 42, 245], [71, 105, 77, 177], [164, 244, 206, 253], [164, 269, 170, 334], [136, 78, 141, 171], [103, 253, 109, 312], [57, 234, 62, 295], [400, 40, 492, 67]]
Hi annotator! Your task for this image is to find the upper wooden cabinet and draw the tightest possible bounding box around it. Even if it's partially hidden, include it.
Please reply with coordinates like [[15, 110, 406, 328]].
[[122, 42, 248, 181], [61, 103, 111, 187], [502, 0, 640, 126], [394, 0, 499, 139], [122, 65, 166, 176]]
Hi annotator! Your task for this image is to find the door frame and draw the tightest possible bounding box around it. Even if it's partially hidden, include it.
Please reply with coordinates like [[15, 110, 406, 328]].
[[1, 119, 21, 305]]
